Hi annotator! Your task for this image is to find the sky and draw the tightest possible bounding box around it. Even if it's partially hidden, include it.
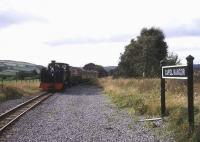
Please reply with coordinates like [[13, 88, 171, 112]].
[[0, 0, 200, 67]]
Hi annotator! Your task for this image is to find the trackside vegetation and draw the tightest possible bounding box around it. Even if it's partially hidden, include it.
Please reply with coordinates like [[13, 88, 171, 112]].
[[0, 79, 41, 102], [98, 77, 200, 142], [100, 27, 200, 141]]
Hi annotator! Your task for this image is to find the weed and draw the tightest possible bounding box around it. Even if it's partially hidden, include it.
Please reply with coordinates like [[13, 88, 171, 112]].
[[0, 79, 41, 102], [98, 77, 200, 142]]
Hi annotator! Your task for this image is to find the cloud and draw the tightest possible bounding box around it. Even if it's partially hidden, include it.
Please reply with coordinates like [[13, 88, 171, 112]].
[[46, 34, 134, 46], [47, 17, 200, 46], [0, 10, 46, 29], [165, 19, 200, 37]]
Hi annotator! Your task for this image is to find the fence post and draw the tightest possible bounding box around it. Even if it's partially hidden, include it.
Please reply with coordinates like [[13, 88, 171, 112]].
[[160, 60, 166, 117], [16, 78, 17, 87], [186, 55, 194, 131], [16, 73, 18, 87], [1, 78, 3, 88]]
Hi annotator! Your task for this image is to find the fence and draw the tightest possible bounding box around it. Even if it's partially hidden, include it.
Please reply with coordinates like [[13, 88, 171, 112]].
[[0, 77, 40, 89]]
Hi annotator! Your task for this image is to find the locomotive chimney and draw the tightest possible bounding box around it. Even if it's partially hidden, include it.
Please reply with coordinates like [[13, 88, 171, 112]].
[[51, 60, 56, 64]]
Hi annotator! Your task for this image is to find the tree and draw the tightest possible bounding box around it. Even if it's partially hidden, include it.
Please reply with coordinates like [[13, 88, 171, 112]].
[[17, 71, 25, 80], [165, 52, 181, 65], [138, 27, 168, 76], [83, 63, 96, 71], [118, 39, 143, 77], [95, 65, 108, 77], [83, 63, 108, 77], [118, 27, 168, 77]]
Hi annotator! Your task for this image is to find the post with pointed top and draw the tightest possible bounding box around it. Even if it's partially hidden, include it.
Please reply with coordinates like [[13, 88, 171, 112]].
[[186, 55, 194, 131], [160, 60, 166, 117]]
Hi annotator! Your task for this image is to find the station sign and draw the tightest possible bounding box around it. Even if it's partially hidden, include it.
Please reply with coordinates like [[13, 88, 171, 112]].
[[162, 65, 187, 79], [160, 55, 194, 130]]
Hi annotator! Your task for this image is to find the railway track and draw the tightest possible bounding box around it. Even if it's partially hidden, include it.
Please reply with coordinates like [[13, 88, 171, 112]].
[[0, 92, 52, 135]]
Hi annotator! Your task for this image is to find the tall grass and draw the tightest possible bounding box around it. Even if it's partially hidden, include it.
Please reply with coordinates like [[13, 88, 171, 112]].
[[0, 79, 41, 102], [98, 77, 200, 142]]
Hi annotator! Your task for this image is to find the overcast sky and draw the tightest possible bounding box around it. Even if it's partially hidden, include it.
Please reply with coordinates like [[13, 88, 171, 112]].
[[0, 0, 200, 66]]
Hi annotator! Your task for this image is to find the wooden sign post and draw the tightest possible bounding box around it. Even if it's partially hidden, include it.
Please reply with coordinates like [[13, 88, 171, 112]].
[[186, 55, 194, 130], [160, 55, 194, 130], [160, 60, 166, 117]]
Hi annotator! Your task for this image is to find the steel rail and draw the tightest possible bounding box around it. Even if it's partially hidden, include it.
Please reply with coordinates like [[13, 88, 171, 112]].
[[0, 92, 52, 134]]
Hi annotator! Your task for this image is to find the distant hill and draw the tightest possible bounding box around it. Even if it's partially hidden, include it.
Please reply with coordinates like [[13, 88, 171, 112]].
[[0, 60, 44, 76], [194, 64, 200, 71], [103, 66, 117, 72]]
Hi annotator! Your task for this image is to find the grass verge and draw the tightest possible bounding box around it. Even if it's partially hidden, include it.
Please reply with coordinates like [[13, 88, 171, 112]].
[[98, 77, 200, 142], [0, 80, 41, 102]]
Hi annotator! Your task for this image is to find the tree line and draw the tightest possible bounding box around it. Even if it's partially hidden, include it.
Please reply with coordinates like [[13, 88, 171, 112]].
[[113, 27, 180, 78]]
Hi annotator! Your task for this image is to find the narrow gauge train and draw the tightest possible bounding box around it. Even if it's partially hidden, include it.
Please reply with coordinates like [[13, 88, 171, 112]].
[[40, 61, 98, 91]]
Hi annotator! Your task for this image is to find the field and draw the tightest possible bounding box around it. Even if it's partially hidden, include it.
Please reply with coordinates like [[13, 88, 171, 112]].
[[98, 77, 200, 142], [0, 79, 42, 102]]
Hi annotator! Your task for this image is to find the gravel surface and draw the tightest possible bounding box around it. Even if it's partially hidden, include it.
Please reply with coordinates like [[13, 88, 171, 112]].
[[0, 85, 174, 142], [0, 96, 33, 115]]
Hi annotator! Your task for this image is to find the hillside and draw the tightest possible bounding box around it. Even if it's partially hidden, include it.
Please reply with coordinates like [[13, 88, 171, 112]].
[[103, 66, 116, 72], [194, 64, 200, 70], [0, 60, 43, 76]]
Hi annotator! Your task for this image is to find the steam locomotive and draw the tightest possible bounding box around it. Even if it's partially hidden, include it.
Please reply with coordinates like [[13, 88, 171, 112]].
[[40, 61, 98, 91]]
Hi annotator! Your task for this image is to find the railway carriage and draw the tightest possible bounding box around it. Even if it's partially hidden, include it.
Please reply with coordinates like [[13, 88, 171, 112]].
[[82, 70, 98, 81], [69, 67, 82, 85]]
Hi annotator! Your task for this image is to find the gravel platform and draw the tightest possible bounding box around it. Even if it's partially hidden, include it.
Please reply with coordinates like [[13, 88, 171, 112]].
[[0, 85, 172, 142]]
